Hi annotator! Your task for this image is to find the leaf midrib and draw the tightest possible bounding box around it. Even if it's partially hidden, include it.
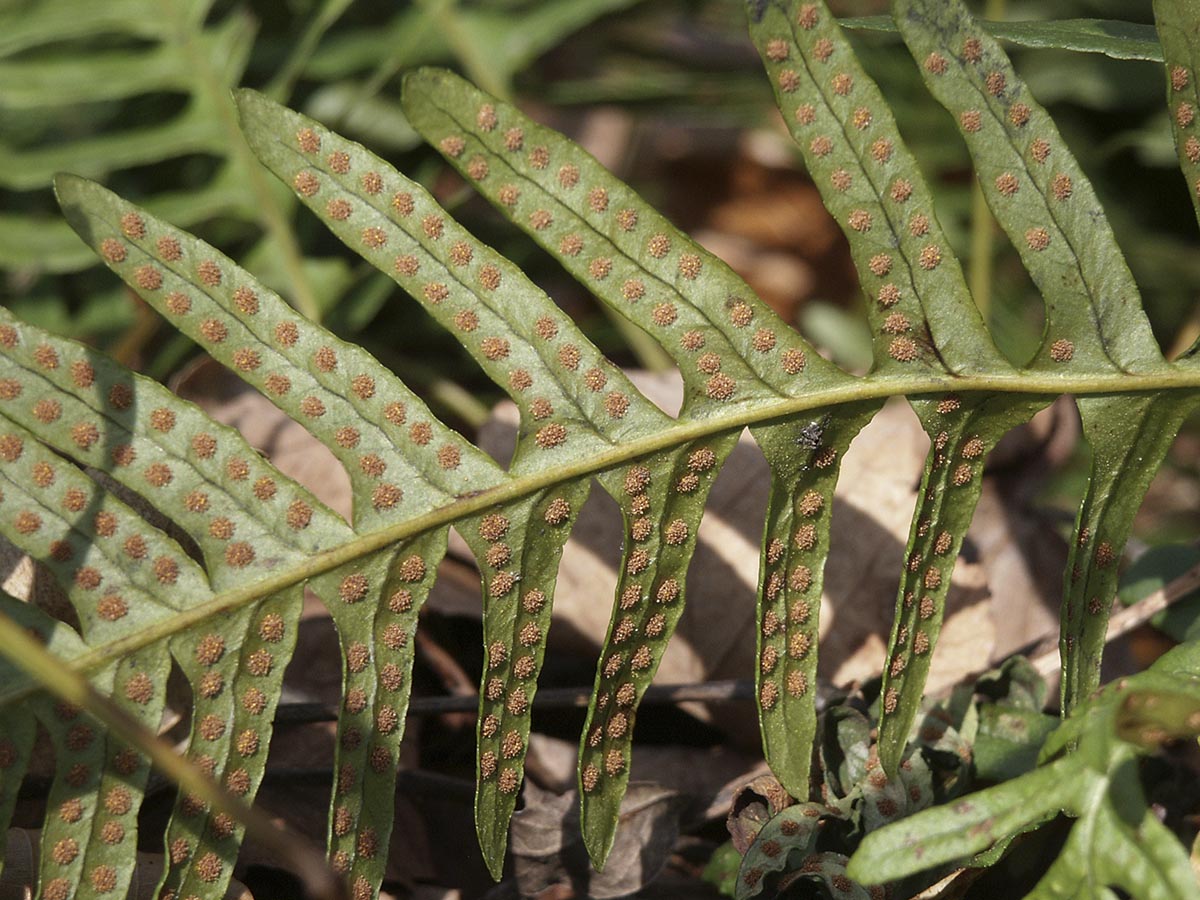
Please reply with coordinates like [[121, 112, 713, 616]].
[[6, 366, 1197, 704]]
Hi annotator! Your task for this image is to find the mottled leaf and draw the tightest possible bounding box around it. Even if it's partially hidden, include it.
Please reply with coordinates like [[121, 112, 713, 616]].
[[850, 646, 1200, 896]]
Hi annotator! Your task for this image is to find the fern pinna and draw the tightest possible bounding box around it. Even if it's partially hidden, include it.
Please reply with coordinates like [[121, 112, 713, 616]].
[[0, 0, 1199, 898]]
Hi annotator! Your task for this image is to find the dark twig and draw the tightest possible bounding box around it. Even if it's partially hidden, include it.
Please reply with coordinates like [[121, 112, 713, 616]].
[[414, 628, 479, 728], [1028, 560, 1200, 680], [261, 766, 477, 799], [268, 562, 1200, 729], [274, 678, 758, 726]]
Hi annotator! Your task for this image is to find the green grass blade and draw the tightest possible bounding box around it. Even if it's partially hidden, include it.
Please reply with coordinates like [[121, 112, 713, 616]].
[[838, 16, 1163, 63], [157, 591, 304, 900], [0, 595, 86, 880], [848, 755, 1078, 884], [0, 596, 341, 900]]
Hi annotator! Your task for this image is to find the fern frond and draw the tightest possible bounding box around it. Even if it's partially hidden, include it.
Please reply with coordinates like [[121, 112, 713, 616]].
[[748, 0, 1053, 773], [1, 2, 1199, 897], [0, 285, 347, 897], [891, 0, 1199, 720], [51, 173, 503, 895], [395, 67, 868, 842]]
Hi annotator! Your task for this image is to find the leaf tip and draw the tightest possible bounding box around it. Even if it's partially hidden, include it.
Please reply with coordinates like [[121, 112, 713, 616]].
[[581, 801, 616, 874], [231, 86, 264, 120], [233, 87, 288, 157], [475, 791, 510, 882], [399, 66, 463, 115], [51, 171, 88, 200], [52, 173, 109, 250]]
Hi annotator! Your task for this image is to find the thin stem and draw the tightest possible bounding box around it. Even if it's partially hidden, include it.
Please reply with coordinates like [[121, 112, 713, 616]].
[[160, 0, 322, 321], [4, 367, 1200, 701], [108, 296, 162, 368], [0, 611, 346, 900], [332, 3, 445, 133], [968, 182, 994, 320], [607, 311, 678, 373], [272, 678, 760, 723], [265, 0, 357, 103], [1168, 305, 1200, 360]]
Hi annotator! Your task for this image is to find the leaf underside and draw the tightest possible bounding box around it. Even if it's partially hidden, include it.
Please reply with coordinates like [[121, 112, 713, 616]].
[[0, 1, 1197, 899]]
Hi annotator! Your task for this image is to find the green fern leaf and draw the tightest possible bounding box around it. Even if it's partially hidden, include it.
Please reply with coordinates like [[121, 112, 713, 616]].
[[0, 593, 103, 885], [395, 66, 878, 852], [1, 3, 1199, 897], [1156, 0, 1200, 235], [892, 0, 1200, 718], [0, 338, 221, 897], [0, 295, 334, 897], [51, 173, 492, 897], [748, 0, 1052, 774]]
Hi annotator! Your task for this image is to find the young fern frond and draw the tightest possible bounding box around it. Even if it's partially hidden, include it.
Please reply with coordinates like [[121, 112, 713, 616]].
[[1, 1, 1199, 897]]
